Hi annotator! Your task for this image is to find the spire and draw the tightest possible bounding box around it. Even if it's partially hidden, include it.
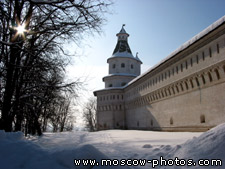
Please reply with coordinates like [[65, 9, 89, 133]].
[[113, 24, 131, 55], [116, 24, 129, 38], [119, 24, 127, 34]]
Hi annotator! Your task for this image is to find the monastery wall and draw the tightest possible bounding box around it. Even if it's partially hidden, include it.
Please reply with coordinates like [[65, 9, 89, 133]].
[[124, 24, 225, 131]]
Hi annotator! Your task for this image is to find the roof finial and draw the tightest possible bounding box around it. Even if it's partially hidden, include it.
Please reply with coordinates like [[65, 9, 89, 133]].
[[122, 24, 125, 28], [136, 52, 139, 58]]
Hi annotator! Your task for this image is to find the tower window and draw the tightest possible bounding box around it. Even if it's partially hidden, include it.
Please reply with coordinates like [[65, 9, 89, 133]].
[[131, 64, 134, 69], [112, 64, 116, 68], [121, 63, 125, 68]]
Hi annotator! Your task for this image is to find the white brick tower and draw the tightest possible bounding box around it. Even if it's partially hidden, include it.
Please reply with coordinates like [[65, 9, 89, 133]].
[[103, 25, 142, 88]]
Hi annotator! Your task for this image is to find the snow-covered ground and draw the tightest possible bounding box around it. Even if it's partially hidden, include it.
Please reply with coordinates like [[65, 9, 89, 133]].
[[1, 124, 225, 169]]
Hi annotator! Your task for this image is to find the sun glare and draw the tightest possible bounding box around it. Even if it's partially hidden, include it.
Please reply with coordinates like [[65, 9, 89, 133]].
[[16, 24, 26, 34]]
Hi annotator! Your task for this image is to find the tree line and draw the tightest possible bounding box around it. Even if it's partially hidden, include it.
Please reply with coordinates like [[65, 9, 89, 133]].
[[0, 0, 111, 135]]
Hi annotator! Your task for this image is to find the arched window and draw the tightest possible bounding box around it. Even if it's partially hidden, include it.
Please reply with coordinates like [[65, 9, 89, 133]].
[[161, 91, 164, 98], [215, 69, 220, 80], [201, 75, 206, 84], [176, 85, 179, 93], [131, 64, 134, 69], [180, 83, 184, 91], [151, 119, 153, 126], [112, 64, 116, 68], [190, 79, 194, 88], [164, 90, 167, 97], [200, 115, 205, 123], [208, 72, 213, 82], [108, 84, 113, 87], [121, 63, 125, 68], [168, 88, 171, 96], [170, 117, 173, 125], [195, 77, 200, 87], [217, 44, 220, 53], [185, 81, 189, 90], [172, 87, 175, 95], [209, 48, 212, 58], [155, 93, 158, 100]]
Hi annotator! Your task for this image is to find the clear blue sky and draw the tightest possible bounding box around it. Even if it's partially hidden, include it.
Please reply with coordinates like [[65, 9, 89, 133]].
[[67, 0, 225, 100]]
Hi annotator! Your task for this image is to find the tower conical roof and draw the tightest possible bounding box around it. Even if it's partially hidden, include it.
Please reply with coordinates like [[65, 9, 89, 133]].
[[113, 24, 132, 55], [109, 25, 142, 63], [112, 40, 132, 55]]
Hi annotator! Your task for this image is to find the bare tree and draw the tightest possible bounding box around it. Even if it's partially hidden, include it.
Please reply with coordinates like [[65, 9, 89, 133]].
[[83, 97, 97, 132], [49, 93, 76, 132], [0, 0, 111, 134]]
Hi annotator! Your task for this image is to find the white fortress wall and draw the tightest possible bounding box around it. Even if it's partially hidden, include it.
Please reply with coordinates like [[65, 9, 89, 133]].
[[124, 23, 225, 131]]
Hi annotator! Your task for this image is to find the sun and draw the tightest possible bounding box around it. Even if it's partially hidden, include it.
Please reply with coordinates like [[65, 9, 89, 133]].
[[16, 24, 26, 34]]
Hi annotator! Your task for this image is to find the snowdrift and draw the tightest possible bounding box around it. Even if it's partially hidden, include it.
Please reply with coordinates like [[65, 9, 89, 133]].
[[0, 131, 126, 169], [163, 123, 225, 168], [144, 123, 225, 168], [0, 123, 224, 169]]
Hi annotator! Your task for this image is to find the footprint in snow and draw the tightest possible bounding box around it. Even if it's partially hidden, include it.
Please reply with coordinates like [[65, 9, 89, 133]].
[[142, 144, 153, 148], [153, 148, 160, 151]]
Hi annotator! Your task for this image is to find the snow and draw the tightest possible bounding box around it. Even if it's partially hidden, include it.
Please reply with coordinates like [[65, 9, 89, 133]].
[[112, 51, 134, 58], [94, 87, 124, 95], [1, 123, 225, 169], [103, 73, 137, 78], [108, 52, 142, 63]]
